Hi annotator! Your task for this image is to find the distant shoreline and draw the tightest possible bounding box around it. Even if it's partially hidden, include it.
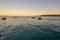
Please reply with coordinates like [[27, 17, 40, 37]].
[[39, 15, 60, 16], [0, 15, 60, 17]]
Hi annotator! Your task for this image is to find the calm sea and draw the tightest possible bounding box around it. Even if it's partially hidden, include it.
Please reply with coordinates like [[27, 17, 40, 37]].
[[0, 16, 60, 40]]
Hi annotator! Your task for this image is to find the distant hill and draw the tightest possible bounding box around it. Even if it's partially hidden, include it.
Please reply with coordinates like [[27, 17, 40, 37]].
[[40, 15, 60, 16]]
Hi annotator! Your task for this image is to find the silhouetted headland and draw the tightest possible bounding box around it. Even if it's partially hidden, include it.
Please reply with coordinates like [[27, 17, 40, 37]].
[[41, 15, 60, 16]]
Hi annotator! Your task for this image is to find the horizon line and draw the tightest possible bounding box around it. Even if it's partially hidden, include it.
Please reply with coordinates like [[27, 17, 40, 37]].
[[0, 14, 60, 17]]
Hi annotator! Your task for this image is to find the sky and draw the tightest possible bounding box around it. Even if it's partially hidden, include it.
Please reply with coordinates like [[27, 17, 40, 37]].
[[0, 0, 60, 16]]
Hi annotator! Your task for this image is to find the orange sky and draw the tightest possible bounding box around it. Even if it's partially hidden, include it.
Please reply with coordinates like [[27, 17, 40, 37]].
[[0, 0, 60, 16], [0, 11, 41, 16], [0, 10, 60, 16]]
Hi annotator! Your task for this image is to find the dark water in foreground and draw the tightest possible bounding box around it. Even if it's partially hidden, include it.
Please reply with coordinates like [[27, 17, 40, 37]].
[[0, 16, 60, 40]]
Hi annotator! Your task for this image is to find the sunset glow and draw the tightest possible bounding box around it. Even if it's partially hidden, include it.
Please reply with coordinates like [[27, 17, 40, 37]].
[[0, 0, 60, 16]]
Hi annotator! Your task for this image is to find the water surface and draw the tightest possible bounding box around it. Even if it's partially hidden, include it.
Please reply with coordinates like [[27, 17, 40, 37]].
[[0, 16, 60, 40]]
